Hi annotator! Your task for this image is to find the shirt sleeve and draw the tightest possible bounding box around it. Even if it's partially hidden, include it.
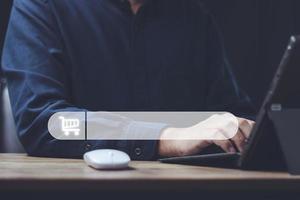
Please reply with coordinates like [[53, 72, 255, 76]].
[[203, 11, 256, 119], [1, 0, 167, 160]]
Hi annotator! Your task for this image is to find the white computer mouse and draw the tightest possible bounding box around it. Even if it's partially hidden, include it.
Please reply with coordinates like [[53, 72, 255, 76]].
[[84, 149, 131, 170]]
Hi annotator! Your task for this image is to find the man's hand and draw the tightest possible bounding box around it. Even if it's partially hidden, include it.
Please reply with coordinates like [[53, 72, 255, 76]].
[[158, 117, 255, 157]]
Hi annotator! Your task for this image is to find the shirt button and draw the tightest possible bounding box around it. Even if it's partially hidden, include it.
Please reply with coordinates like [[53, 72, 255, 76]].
[[135, 147, 142, 156], [85, 143, 92, 151]]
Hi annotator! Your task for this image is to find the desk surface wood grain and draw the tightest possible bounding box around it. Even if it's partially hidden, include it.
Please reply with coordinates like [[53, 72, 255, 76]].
[[0, 154, 299, 192]]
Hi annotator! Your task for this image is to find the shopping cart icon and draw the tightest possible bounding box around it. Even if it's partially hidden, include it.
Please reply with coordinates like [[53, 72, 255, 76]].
[[59, 116, 81, 136]]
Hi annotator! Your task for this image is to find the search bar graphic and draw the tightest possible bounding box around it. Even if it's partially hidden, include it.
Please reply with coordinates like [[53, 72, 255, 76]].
[[48, 112, 239, 141]]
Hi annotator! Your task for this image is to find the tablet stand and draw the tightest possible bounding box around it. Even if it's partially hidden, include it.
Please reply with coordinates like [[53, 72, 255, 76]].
[[268, 109, 300, 175]]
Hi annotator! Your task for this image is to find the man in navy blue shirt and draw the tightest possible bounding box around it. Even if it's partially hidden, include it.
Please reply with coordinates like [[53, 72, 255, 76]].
[[2, 0, 254, 159]]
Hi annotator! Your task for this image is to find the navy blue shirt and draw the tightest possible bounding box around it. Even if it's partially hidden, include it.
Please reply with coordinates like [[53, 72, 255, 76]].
[[2, 0, 253, 159]]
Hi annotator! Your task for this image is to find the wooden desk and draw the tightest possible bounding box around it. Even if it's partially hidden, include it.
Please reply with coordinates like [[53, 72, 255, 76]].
[[0, 154, 300, 199]]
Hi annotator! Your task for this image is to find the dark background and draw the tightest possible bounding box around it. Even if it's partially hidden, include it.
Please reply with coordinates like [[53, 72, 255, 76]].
[[0, 0, 11, 69], [202, 0, 300, 110], [1, 0, 300, 137]]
